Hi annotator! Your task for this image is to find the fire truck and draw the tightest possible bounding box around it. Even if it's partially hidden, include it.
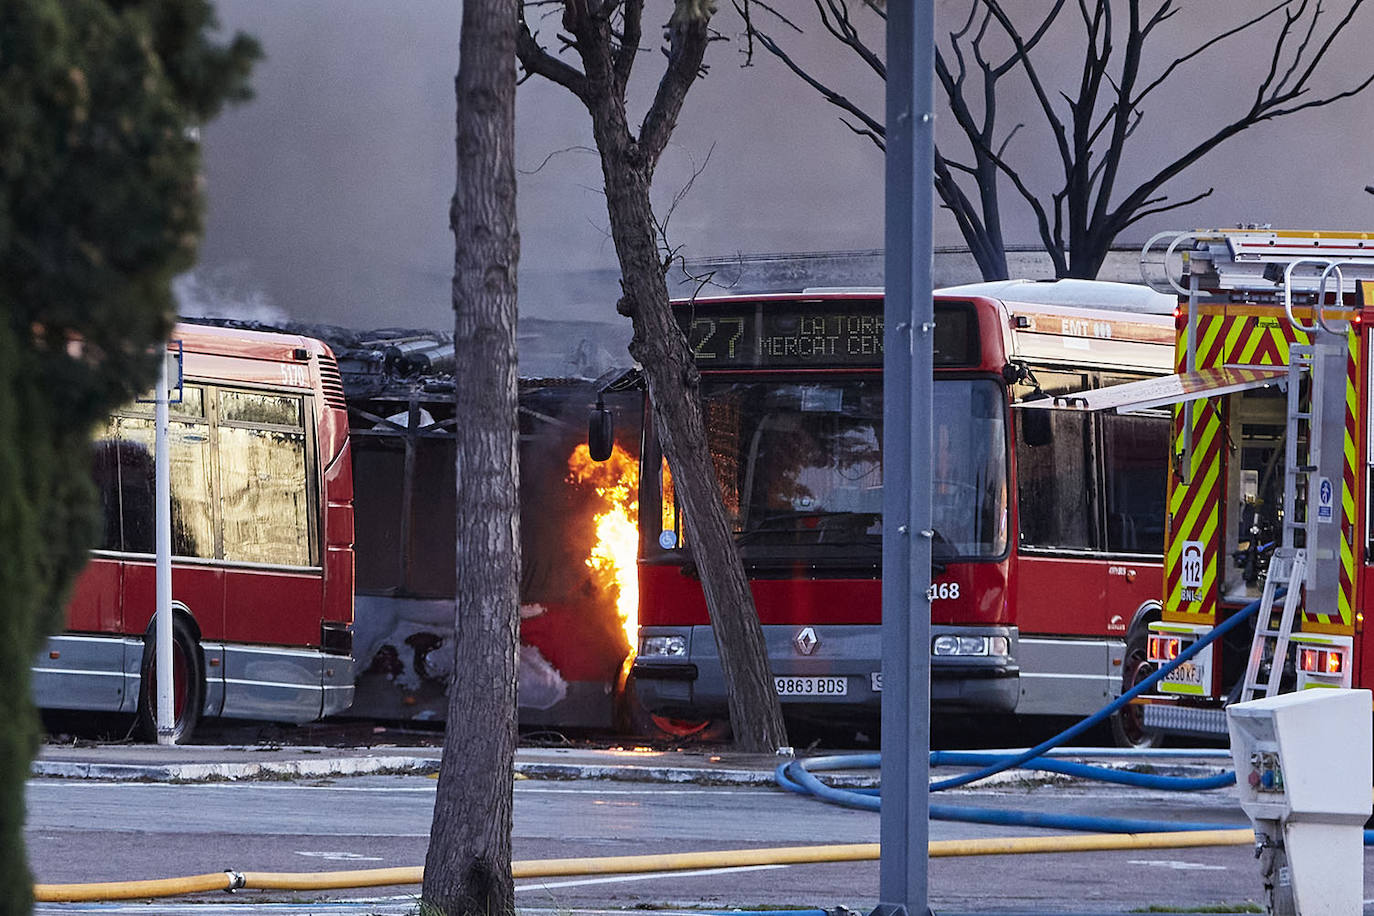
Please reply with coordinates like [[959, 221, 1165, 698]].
[[1070, 229, 1374, 744]]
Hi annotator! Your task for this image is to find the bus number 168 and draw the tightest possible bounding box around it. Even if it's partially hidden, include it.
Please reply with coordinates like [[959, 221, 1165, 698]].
[[927, 582, 960, 601]]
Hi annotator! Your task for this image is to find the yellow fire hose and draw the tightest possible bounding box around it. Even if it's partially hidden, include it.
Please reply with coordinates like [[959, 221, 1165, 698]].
[[34, 829, 1255, 902]]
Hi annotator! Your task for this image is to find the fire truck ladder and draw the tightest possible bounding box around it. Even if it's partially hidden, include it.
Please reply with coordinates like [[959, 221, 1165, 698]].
[[1237, 345, 1316, 704]]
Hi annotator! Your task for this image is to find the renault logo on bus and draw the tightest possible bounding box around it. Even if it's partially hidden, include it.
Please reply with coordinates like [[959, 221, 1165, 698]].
[[794, 627, 819, 655]]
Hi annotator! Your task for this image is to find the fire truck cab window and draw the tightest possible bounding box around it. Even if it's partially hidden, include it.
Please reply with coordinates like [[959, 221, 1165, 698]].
[[1226, 388, 1286, 598]]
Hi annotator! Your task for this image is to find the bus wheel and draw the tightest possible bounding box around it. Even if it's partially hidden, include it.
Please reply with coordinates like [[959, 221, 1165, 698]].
[[136, 618, 205, 744], [1110, 631, 1164, 749]]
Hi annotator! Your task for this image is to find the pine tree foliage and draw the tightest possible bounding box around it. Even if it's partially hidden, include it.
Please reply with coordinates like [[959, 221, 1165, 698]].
[[0, 3, 257, 912]]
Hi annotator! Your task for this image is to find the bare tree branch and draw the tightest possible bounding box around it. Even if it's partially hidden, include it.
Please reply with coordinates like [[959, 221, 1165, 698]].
[[517, 6, 591, 100], [518, 144, 599, 175], [1118, 187, 1215, 229], [839, 117, 884, 151], [638, 5, 713, 170], [1117, 1, 1287, 119], [756, 0, 1374, 280], [614, 0, 644, 91], [751, 26, 885, 140], [812, 0, 885, 80], [655, 141, 715, 250]]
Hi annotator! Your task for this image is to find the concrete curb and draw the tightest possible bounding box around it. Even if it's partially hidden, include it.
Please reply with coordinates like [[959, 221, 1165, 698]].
[[31, 754, 443, 782], [31, 755, 1223, 787]]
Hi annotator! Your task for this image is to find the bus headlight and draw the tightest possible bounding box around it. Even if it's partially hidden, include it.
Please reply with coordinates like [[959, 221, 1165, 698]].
[[932, 635, 993, 656], [934, 637, 1011, 659], [639, 635, 688, 658]]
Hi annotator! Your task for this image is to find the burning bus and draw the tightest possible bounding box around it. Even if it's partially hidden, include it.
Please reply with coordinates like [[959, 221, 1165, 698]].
[[189, 319, 641, 732], [337, 335, 641, 730]]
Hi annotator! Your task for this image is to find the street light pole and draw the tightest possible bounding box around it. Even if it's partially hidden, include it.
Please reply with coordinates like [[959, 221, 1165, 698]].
[[877, 4, 934, 916], [154, 349, 174, 745]]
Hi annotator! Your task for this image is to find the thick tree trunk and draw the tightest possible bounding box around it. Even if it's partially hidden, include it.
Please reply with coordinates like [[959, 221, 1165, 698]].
[[588, 132, 789, 756], [422, 1, 521, 913], [0, 323, 41, 916], [517, 2, 788, 753]]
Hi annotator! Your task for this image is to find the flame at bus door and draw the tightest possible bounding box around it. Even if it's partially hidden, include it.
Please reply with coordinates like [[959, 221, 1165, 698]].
[[567, 443, 639, 652]]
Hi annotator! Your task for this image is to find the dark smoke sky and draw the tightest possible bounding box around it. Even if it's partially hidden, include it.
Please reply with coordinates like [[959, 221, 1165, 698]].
[[190, 2, 1374, 334]]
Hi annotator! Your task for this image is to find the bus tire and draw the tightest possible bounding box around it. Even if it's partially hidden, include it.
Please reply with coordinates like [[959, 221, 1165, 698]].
[[1110, 628, 1165, 749], [136, 617, 205, 744]]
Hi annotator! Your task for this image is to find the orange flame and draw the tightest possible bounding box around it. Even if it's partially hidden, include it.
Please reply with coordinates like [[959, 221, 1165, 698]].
[[568, 443, 639, 652]]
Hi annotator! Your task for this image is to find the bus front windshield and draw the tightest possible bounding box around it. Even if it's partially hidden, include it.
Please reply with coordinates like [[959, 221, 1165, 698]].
[[690, 377, 1007, 561]]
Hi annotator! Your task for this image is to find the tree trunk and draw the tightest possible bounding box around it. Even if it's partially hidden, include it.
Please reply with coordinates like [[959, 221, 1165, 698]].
[[516, 2, 789, 753], [0, 322, 41, 916], [586, 124, 789, 756], [422, 1, 521, 912]]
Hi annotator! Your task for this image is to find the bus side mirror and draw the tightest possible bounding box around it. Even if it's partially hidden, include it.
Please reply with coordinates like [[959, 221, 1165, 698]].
[[1019, 407, 1053, 448], [588, 399, 614, 461]]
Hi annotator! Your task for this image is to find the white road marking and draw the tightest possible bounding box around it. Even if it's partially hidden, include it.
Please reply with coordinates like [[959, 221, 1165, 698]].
[[516, 863, 788, 891], [1127, 859, 1227, 871], [294, 850, 386, 861]]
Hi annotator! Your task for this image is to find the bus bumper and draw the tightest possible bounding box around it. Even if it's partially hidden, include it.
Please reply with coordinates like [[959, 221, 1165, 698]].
[[631, 624, 1020, 719]]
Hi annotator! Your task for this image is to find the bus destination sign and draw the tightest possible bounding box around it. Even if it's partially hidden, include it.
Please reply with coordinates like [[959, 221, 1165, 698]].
[[679, 299, 885, 369], [678, 297, 981, 369]]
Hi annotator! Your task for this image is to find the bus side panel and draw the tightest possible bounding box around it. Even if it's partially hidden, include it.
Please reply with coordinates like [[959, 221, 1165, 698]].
[[637, 563, 881, 628], [1012, 555, 1106, 636], [223, 567, 323, 647], [122, 560, 225, 640], [1105, 561, 1162, 633], [322, 436, 354, 626], [319, 405, 351, 469], [185, 352, 312, 392], [929, 561, 1009, 627], [65, 557, 121, 633]]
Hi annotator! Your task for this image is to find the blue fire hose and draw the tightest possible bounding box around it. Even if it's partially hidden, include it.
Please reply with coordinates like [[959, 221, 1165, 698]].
[[772, 591, 1374, 839]]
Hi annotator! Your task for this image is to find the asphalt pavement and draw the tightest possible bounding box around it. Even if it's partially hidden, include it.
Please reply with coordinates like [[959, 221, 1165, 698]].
[[30, 736, 1253, 916]]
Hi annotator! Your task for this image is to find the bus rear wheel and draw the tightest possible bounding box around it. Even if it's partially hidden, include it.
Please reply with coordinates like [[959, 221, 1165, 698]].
[[1111, 630, 1164, 749], [136, 617, 205, 744]]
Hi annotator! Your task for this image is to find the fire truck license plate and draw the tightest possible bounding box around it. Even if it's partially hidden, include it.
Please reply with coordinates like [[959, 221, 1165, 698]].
[[774, 676, 848, 697], [1163, 661, 1203, 689]]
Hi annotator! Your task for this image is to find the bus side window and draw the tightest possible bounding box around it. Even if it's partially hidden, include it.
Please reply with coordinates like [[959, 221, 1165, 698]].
[[1015, 371, 1092, 551], [91, 421, 123, 551], [1017, 412, 1092, 549], [218, 390, 311, 566]]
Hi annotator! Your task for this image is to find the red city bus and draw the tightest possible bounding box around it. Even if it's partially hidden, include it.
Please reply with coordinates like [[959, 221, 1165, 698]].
[[33, 324, 356, 741], [629, 280, 1177, 738]]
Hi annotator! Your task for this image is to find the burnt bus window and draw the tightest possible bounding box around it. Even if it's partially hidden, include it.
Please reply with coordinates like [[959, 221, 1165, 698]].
[[220, 390, 302, 426], [407, 439, 457, 597], [1016, 371, 1092, 550], [125, 385, 206, 419], [1101, 412, 1168, 555], [115, 411, 214, 558], [218, 390, 311, 566], [352, 439, 406, 591]]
